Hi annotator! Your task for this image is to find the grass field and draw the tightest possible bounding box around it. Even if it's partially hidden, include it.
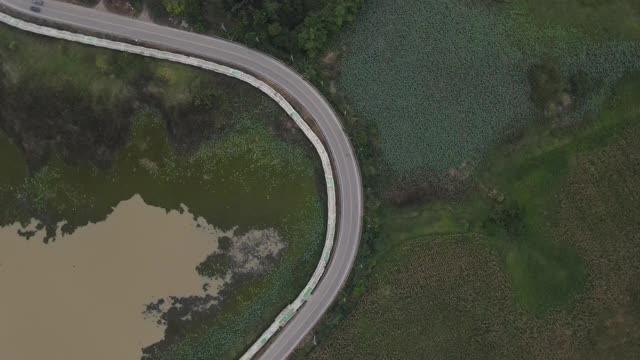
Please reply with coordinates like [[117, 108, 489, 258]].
[[504, 0, 640, 43], [303, 71, 640, 360], [0, 23, 325, 360]]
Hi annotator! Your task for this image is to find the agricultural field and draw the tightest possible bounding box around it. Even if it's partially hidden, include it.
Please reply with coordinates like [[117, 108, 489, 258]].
[[0, 23, 325, 360], [301, 71, 640, 360], [337, 0, 640, 174]]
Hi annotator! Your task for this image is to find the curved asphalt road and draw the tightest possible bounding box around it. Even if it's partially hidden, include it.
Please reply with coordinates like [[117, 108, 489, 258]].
[[0, 0, 363, 359]]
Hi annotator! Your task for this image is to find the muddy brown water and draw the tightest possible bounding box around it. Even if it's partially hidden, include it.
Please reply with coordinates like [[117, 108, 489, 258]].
[[0, 195, 225, 360]]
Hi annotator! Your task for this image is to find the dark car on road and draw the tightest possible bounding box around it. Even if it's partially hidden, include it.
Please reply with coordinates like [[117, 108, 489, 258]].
[[29, 6, 41, 12]]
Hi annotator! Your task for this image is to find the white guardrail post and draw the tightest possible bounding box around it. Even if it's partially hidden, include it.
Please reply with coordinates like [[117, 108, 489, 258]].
[[0, 12, 337, 360]]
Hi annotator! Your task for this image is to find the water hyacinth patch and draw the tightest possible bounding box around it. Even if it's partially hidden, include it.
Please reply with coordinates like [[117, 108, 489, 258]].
[[338, 0, 640, 175]]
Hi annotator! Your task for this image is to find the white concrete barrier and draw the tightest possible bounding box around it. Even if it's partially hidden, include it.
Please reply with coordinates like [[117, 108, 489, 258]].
[[0, 12, 337, 360]]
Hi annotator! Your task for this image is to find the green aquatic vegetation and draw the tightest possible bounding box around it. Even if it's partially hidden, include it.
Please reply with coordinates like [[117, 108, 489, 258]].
[[0, 110, 321, 236], [0, 22, 325, 360], [305, 73, 640, 360], [0, 110, 325, 359], [339, 0, 533, 173], [338, 0, 640, 175]]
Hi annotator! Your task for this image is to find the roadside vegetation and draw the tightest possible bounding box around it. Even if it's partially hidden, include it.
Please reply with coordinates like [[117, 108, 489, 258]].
[[144, 0, 361, 68], [0, 23, 325, 360], [70, 0, 363, 79]]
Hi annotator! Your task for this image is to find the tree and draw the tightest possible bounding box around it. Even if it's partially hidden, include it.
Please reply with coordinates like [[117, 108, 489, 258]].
[[268, 22, 282, 37]]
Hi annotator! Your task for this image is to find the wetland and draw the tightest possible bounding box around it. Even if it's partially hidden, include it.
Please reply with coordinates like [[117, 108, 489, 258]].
[[0, 22, 325, 360]]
